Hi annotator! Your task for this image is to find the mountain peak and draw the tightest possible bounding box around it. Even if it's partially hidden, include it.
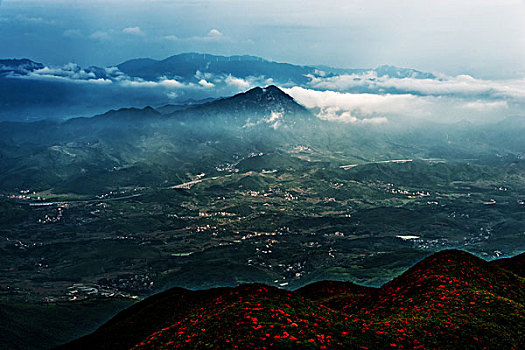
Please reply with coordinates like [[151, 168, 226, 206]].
[[222, 85, 304, 116], [374, 64, 436, 79], [264, 84, 288, 94], [163, 85, 312, 129], [240, 85, 293, 101]]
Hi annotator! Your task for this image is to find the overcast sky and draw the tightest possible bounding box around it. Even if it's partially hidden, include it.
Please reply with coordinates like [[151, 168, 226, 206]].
[[1, 0, 525, 78]]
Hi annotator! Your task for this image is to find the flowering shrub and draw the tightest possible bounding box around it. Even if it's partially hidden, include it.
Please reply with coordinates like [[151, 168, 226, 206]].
[[82, 250, 524, 349]]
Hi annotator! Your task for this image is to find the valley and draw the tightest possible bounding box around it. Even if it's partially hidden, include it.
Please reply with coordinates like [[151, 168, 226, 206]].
[[2, 151, 523, 305], [0, 86, 523, 349]]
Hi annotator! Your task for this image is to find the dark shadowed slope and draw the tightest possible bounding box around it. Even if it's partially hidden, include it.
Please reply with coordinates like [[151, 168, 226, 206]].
[[490, 252, 525, 277], [58, 250, 524, 349]]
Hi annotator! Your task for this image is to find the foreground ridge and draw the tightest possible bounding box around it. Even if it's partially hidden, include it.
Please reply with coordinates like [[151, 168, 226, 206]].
[[59, 250, 524, 349]]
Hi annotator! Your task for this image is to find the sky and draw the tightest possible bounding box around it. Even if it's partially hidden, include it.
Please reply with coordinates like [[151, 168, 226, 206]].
[[1, 0, 525, 125], [1, 0, 525, 79]]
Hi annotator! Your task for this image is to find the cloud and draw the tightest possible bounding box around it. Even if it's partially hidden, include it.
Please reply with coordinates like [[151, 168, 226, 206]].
[[167, 91, 179, 100], [198, 79, 215, 88], [284, 85, 523, 124], [224, 75, 252, 90], [89, 31, 110, 40], [63, 29, 83, 38], [285, 87, 424, 119], [122, 26, 144, 36], [195, 71, 213, 80], [159, 78, 186, 88], [120, 78, 188, 89], [219, 74, 273, 91], [23, 72, 112, 85], [265, 111, 283, 129], [207, 29, 223, 38], [3, 15, 56, 25], [21, 15, 55, 25], [9, 62, 259, 97], [375, 75, 497, 96], [9, 63, 120, 85], [462, 100, 509, 111], [316, 107, 389, 124], [120, 80, 160, 88], [307, 70, 525, 101], [361, 116, 389, 124], [163, 28, 228, 42], [197, 28, 228, 42]]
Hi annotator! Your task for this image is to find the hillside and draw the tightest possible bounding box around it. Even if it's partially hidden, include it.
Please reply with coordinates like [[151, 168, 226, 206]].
[[0, 86, 312, 194], [59, 250, 525, 349]]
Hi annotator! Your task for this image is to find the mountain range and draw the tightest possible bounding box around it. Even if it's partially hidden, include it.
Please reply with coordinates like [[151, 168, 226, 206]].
[[116, 53, 435, 82], [0, 53, 438, 122], [0, 85, 523, 195], [1, 53, 434, 85], [58, 250, 525, 349]]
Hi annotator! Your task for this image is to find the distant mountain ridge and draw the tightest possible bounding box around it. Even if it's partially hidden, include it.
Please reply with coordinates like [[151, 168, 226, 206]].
[[0, 54, 436, 83], [0, 58, 44, 75], [117, 52, 314, 84], [116, 52, 436, 83], [58, 250, 525, 349]]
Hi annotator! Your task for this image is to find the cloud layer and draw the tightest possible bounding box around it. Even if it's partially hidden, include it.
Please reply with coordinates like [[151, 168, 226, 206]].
[[307, 70, 525, 100], [3, 59, 523, 124], [284, 85, 517, 124], [6, 62, 271, 102]]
